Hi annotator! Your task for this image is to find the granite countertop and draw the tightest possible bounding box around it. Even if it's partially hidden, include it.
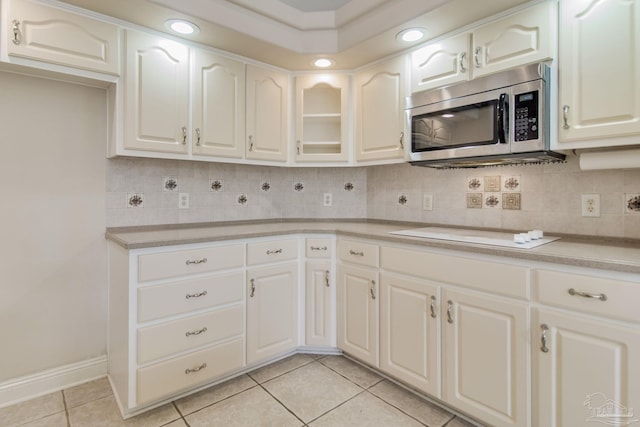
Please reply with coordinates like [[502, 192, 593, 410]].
[[105, 220, 640, 275]]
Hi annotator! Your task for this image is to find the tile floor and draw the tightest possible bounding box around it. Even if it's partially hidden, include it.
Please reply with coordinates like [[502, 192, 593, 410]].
[[0, 354, 482, 426]]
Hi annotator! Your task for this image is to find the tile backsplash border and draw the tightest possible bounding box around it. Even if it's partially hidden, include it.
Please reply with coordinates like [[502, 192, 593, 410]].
[[106, 155, 640, 239]]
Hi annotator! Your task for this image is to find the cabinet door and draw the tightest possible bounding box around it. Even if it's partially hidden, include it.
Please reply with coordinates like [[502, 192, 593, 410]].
[[534, 308, 640, 427], [246, 262, 298, 364], [354, 56, 406, 162], [8, 0, 120, 75], [123, 30, 189, 154], [443, 288, 529, 427], [472, 2, 553, 78], [411, 32, 470, 93], [305, 261, 333, 347], [192, 50, 245, 158], [246, 65, 289, 162], [336, 264, 378, 366], [558, 0, 640, 143], [380, 272, 440, 397], [295, 74, 349, 162]]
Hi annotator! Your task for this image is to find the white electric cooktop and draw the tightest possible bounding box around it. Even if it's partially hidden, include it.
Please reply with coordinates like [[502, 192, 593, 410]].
[[389, 227, 560, 249]]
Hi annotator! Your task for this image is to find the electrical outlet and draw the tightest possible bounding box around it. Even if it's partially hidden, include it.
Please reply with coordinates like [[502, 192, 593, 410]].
[[179, 192, 189, 209], [581, 194, 600, 217], [323, 193, 332, 207], [423, 193, 434, 211]]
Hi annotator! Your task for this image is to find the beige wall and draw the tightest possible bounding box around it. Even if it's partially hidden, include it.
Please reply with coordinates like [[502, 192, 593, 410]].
[[0, 72, 107, 382]]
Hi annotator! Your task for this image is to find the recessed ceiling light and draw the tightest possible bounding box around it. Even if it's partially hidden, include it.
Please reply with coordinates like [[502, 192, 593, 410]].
[[396, 28, 425, 43], [313, 58, 334, 68], [165, 19, 200, 35]]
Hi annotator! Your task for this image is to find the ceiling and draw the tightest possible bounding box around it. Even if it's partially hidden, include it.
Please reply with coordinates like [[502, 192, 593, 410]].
[[57, 0, 530, 70]]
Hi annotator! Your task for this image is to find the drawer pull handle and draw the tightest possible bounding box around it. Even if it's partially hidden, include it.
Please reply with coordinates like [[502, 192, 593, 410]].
[[568, 288, 607, 301], [250, 278, 256, 298], [349, 250, 364, 257], [370, 280, 376, 300], [185, 327, 208, 337], [186, 258, 207, 265], [540, 324, 549, 353], [12, 20, 21, 45], [310, 246, 328, 251], [185, 291, 207, 299], [266, 249, 283, 255], [430, 296, 437, 319], [325, 270, 330, 287], [185, 363, 207, 374], [447, 300, 454, 324]]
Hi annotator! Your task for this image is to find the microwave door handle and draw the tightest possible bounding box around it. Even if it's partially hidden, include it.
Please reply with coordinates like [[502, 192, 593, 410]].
[[497, 93, 508, 144]]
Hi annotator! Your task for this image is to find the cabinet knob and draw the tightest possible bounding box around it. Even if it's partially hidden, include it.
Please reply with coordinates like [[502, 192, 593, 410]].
[[248, 135, 254, 152], [12, 20, 21, 45], [446, 300, 454, 324], [430, 295, 437, 319], [370, 280, 376, 300], [185, 363, 207, 374], [296, 140, 301, 155], [399, 131, 404, 149], [250, 278, 256, 298], [474, 46, 482, 68], [459, 52, 466, 73], [181, 126, 187, 144], [185, 290, 207, 299], [325, 270, 330, 287], [568, 288, 607, 301], [195, 128, 201, 146]]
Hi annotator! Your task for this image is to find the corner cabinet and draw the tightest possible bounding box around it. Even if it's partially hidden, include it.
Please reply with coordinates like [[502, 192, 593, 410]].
[[6, 0, 120, 76], [557, 0, 640, 148], [245, 65, 289, 163], [295, 74, 350, 163], [354, 56, 406, 163], [411, 1, 553, 93]]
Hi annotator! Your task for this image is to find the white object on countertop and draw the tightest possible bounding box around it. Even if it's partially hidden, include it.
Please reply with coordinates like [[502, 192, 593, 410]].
[[390, 227, 559, 249]]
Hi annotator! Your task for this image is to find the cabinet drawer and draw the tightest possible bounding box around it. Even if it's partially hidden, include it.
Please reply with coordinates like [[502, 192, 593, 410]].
[[138, 244, 243, 282], [381, 246, 529, 299], [247, 239, 298, 265], [534, 269, 640, 323], [138, 271, 243, 322], [137, 338, 243, 405], [306, 238, 333, 258], [337, 240, 379, 267], [138, 305, 243, 364]]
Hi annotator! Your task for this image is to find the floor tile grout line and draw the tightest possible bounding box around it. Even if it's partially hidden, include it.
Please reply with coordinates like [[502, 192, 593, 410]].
[[246, 355, 317, 385], [170, 400, 190, 427], [304, 388, 369, 425], [176, 382, 261, 419], [364, 388, 436, 427], [316, 356, 384, 391], [257, 382, 307, 426], [61, 390, 71, 427]]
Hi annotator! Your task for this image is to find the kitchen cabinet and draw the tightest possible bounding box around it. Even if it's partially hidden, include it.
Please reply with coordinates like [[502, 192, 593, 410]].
[[379, 271, 440, 397], [336, 240, 379, 366], [557, 0, 640, 147], [246, 262, 299, 364], [107, 241, 245, 415], [123, 30, 190, 154], [532, 267, 640, 426], [354, 56, 406, 163], [295, 74, 350, 163], [191, 51, 245, 159], [246, 238, 299, 364], [411, 1, 553, 93], [443, 288, 529, 427], [245, 64, 289, 162], [122, 30, 246, 158], [6, 0, 120, 76], [304, 237, 335, 348]]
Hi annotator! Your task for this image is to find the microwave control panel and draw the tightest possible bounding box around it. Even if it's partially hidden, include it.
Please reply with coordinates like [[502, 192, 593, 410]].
[[514, 90, 539, 142]]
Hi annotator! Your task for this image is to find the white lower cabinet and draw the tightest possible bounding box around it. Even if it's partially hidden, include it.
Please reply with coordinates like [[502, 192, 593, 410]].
[[337, 263, 379, 367], [443, 288, 529, 427], [246, 262, 299, 364], [533, 308, 640, 427], [305, 260, 333, 347], [379, 272, 441, 396]]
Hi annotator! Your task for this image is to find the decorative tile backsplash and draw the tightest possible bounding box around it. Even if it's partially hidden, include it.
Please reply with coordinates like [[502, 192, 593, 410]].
[[106, 155, 640, 238]]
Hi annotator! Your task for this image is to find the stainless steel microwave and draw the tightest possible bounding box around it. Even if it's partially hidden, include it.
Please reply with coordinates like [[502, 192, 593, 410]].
[[406, 63, 564, 168]]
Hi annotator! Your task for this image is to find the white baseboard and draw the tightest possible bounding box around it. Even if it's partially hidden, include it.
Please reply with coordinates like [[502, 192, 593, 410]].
[[0, 355, 108, 409]]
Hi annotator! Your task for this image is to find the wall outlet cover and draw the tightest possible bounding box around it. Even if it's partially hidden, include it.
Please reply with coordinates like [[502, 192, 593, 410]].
[[581, 193, 600, 217], [323, 193, 332, 207], [423, 194, 433, 211], [179, 192, 190, 209]]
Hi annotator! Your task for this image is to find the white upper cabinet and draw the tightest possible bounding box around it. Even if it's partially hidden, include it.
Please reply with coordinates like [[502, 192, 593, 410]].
[[411, 2, 553, 93], [411, 32, 470, 93], [7, 0, 120, 76], [123, 30, 190, 154], [354, 56, 406, 163], [246, 65, 289, 162], [295, 74, 350, 163], [192, 51, 245, 159], [557, 0, 640, 147], [472, 2, 553, 78]]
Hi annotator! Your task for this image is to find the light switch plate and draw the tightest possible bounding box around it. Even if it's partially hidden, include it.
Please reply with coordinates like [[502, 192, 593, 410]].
[[423, 193, 433, 211], [323, 193, 332, 207], [179, 192, 190, 209]]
